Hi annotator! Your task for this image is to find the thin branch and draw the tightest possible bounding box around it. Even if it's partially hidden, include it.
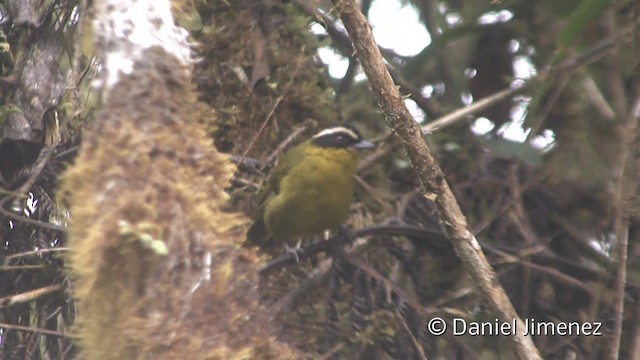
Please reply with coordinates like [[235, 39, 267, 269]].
[[0, 284, 63, 308], [630, 273, 640, 360], [422, 84, 526, 134], [0, 196, 65, 232], [489, 247, 596, 295], [602, 10, 628, 119], [241, 47, 306, 159], [269, 250, 335, 316], [3, 247, 69, 260], [525, 18, 638, 140], [356, 84, 527, 173], [355, 26, 636, 173], [396, 309, 429, 360], [388, 66, 442, 118], [14, 145, 55, 194], [549, 213, 612, 268], [259, 224, 446, 275], [580, 73, 616, 120], [604, 8, 640, 358], [0, 322, 70, 338], [336, 56, 358, 98], [329, 1, 542, 358], [608, 94, 640, 360], [353, 174, 392, 213], [259, 223, 599, 296], [0, 265, 46, 270], [293, 0, 440, 118], [265, 125, 307, 164], [330, 245, 429, 316]]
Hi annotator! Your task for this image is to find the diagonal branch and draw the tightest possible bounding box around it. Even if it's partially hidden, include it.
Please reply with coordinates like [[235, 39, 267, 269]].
[[293, 0, 440, 118], [329, 0, 542, 359], [604, 9, 640, 359], [608, 94, 640, 360]]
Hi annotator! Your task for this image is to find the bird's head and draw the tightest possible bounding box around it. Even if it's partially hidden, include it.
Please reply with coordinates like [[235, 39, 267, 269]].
[[310, 125, 374, 151]]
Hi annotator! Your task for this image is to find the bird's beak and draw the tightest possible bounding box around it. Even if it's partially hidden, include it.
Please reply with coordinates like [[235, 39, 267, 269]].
[[353, 140, 375, 150]]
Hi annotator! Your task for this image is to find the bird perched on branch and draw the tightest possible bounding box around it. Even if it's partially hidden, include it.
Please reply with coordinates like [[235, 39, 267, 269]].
[[246, 125, 374, 248]]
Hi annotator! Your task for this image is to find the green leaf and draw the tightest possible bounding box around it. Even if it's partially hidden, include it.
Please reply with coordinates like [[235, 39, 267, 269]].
[[557, 0, 609, 48]]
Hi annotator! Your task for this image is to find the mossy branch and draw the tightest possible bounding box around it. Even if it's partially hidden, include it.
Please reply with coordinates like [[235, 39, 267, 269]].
[[329, 1, 542, 359]]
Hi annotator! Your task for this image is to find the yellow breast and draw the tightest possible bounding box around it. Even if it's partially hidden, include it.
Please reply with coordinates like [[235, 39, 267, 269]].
[[264, 146, 359, 241]]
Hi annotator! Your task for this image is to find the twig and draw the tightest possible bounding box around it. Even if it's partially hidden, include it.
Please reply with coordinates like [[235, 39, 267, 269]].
[[488, 246, 595, 295], [258, 224, 446, 275], [630, 279, 640, 360], [336, 56, 358, 98], [259, 222, 599, 298], [269, 251, 335, 316], [605, 9, 640, 359], [548, 213, 612, 268], [0, 284, 63, 308], [241, 47, 306, 159], [602, 10, 628, 119], [317, 342, 347, 360], [294, 0, 440, 118], [3, 247, 69, 260], [608, 94, 640, 360], [580, 73, 616, 120], [396, 308, 429, 360], [388, 66, 441, 118], [525, 19, 637, 142], [329, 1, 542, 358], [14, 145, 55, 194], [353, 174, 392, 212], [0, 196, 65, 232], [355, 83, 527, 173], [422, 84, 526, 134], [0, 265, 46, 270], [330, 245, 428, 316], [0, 322, 70, 338], [355, 27, 636, 173], [507, 165, 537, 317], [231, 126, 307, 176], [265, 125, 307, 164], [356, 132, 395, 172], [524, 70, 572, 143]]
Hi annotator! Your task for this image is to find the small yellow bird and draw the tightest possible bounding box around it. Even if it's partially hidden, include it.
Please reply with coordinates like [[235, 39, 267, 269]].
[[246, 125, 374, 247]]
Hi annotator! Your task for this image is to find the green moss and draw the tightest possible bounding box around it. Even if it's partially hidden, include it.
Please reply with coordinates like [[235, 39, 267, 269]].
[[62, 47, 294, 359], [193, 0, 337, 156]]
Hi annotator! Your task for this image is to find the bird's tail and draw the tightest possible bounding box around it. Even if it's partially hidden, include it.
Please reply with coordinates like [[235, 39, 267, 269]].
[[245, 216, 269, 247]]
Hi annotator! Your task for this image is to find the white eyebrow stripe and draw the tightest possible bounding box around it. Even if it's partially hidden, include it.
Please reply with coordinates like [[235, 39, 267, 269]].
[[312, 127, 359, 140]]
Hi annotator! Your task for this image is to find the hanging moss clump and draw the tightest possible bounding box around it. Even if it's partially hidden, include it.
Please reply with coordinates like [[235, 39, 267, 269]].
[[62, 47, 294, 360]]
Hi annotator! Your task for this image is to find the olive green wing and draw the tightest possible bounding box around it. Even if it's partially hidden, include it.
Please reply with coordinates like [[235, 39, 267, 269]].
[[245, 142, 306, 245], [260, 142, 306, 202]]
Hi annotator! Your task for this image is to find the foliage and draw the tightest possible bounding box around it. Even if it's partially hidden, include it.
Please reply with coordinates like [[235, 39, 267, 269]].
[[0, 0, 639, 359], [215, 0, 640, 358]]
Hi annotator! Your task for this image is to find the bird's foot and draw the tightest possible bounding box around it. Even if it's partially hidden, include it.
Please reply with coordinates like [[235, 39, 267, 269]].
[[284, 240, 304, 262], [337, 226, 355, 245]]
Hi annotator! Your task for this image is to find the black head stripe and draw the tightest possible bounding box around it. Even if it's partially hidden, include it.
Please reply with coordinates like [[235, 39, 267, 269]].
[[311, 126, 363, 148]]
